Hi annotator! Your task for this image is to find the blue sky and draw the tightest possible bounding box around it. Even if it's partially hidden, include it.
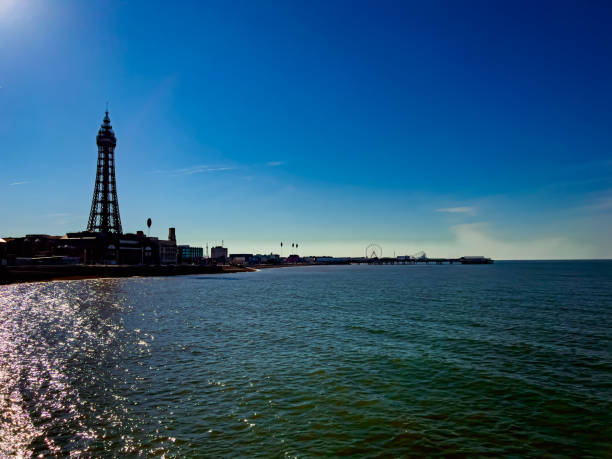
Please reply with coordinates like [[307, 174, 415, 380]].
[[1, 0, 611, 258]]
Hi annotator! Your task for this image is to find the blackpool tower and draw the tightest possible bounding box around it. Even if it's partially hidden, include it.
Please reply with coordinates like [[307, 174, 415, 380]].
[[87, 110, 123, 234]]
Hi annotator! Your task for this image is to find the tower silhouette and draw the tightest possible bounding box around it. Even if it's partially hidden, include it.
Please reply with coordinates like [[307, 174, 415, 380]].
[[87, 110, 122, 233]]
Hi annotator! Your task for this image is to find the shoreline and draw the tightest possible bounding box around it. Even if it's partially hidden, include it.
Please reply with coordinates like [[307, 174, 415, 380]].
[[0, 260, 510, 285], [0, 264, 258, 286], [0, 263, 322, 286]]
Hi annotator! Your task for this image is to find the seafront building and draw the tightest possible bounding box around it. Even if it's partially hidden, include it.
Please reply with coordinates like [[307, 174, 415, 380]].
[[0, 238, 7, 266], [211, 246, 228, 263], [229, 253, 253, 265], [1, 230, 180, 266], [178, 245, 204, 264], [250, 254, 280, 264]]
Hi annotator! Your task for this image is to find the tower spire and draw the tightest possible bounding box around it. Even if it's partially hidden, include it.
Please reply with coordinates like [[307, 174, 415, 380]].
[[87, 110, 122, 233]]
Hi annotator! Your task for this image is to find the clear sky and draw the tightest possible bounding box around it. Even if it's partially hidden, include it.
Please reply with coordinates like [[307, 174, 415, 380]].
[[1, 0, 611, 258]]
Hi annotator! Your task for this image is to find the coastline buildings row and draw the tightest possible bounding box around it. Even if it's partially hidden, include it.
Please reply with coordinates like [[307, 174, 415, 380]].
[[0, 228, 199, 266], [0, 110, 492, 268], [0, 233, 298, 267], [0, 234, 342, 267], [215, 254, 493, 265], [0, 229, 237, 267], [0, 237, 492, 267]]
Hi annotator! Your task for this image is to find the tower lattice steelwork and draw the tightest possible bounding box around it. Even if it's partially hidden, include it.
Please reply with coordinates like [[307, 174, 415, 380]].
[[87, 110, 122, 233]]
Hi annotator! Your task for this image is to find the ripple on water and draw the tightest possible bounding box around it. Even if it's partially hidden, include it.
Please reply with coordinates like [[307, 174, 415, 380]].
[[1, 263, 611, 456]]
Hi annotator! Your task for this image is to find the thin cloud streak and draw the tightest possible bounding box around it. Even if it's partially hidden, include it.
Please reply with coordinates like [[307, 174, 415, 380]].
[[43, 213, 72, 218], [150, 165, 235, 176], [267, 161, 285, 167], [447, 222, 597, 259], [436, 206, 475, 214], [584, 194, 612, 211], [9, 181, 31, 186]]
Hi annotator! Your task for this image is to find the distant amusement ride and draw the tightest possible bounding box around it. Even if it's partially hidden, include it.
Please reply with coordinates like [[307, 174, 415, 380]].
[[365, 244, 383, 259]]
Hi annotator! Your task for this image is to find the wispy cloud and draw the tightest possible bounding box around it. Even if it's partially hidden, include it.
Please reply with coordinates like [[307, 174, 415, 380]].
[[584, 193, 612, 211], [9, 180, 30, 186], [44, 213, 72, 218], [436, 206, 475, 214], [446, 222, 599, 259], [267, 161, 285, 167], [150, 165, 234, 176]]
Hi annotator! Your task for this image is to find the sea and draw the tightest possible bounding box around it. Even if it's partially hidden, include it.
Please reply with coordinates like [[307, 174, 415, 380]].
[[1, 261, 611, 457]]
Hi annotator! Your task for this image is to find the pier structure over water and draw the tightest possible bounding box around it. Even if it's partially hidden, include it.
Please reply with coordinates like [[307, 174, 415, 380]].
[[359, 245, 493, 265], [362, 256, 493, 265]]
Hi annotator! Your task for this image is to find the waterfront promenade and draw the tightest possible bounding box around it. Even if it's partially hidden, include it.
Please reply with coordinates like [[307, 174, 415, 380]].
[[0, 264, 254, 285]]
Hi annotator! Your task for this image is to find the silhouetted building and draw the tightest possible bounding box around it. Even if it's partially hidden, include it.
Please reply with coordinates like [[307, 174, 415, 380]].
[[0, 238, 7, 266], [211, 246, 228, 262], [178, 245, 203, 264], [229, 253, 253, 265], [250, 253, 280, 264], [163, 228, 178, 264], [0, 227, 181, 266], [286, 254, 300, 263], [158, 240, 177, 264]]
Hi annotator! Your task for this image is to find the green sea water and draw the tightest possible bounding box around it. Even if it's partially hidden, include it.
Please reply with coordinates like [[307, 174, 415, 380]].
[[1, 261, 611, 456]]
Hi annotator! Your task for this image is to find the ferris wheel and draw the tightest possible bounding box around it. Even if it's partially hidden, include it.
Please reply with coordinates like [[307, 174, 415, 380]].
[[365, 243, 383, 259]]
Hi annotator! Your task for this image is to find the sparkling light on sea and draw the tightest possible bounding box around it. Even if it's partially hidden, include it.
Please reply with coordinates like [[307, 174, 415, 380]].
[[1, 262, 611, 456]]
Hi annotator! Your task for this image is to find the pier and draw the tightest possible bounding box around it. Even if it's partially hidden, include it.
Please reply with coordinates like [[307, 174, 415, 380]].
[[360, 256, 493, 265]]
